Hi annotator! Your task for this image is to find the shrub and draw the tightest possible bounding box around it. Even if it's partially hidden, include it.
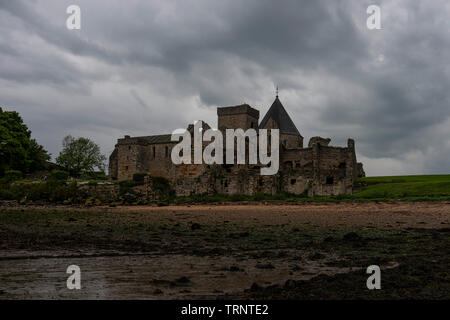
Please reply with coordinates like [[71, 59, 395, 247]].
[[48, 181, 78, 202], [51, 169, 69, 181], [83, 171, 107, 180], [0, 180, 78, 202], [151, 176, 170, 191], [132, 172, 148, 183], [119, 180, 139, 195], [119, 179, 139, 188], [0, 188, 17, 200], [4, 170, 22, 182], [230, 194, 247, 201], [94, 172, 107, 180], [185, 192, 207, 203], [253, 193, 268, 201], [151, 176, 175, 200]]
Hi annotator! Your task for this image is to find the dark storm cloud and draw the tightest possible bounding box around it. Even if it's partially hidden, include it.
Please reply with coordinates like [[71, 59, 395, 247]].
[[318, 0, 450, 164], [0, 0, 122, 64], [0, 0, 449, 175]]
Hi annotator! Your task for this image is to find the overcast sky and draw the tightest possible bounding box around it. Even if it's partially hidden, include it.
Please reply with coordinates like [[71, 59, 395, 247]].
[[1, 0, 449, 176]]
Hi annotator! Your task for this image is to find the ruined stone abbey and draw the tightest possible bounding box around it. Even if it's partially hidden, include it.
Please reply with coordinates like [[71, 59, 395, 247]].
[[109, 95, 364, 197]]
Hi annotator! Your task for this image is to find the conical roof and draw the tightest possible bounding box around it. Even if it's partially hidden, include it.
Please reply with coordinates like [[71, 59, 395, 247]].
[[259, 96, 302, 136]]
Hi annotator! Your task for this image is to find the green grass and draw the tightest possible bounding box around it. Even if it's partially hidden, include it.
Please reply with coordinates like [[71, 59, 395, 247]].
[[354, 174, 450, 199], [358, 174, 450, 183]]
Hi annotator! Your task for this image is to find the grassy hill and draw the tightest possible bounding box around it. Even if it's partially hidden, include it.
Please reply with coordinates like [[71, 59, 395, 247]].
[[352, 174, 450, 200]]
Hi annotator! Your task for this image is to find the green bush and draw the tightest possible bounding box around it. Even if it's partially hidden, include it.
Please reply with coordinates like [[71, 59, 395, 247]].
[[51, 169, 69, 181], [184, 192, 207, 203], [94, 173, 107, 180], [119, 180, 139, 195], [0, 180, 78, 202], [253, 193, 268, 201], [230, 194, 247, 201], [4, 170, 22, 182], [119, 179, 139, 188], [151, 176, 175, 200], [0, 187, 17, 200], [151, 176, 170, 191], [132, 172, 148, 183], [83, 171, 107, 180]]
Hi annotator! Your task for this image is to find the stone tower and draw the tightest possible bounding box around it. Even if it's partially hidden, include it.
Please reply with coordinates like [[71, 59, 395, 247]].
[[217, 104, 260, 133]]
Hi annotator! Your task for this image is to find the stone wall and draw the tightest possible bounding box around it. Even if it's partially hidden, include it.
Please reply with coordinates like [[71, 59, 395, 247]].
[[172, 138, 356, 197], [141, 143, 177, 180], [309, 139, 356, 196], [77, 183, 120, 202], [110, 135, 358, 198], [77, 176, 170, 203], [357, 162, 365, 178], [108, 148, 118, 180], [308, 136, 331, 147], [116, 139, 139, 180], [280, 133, 303, 149], [174, 165, 280, 196], [280, 148, 314, 195], [113, 137, 178, 181]]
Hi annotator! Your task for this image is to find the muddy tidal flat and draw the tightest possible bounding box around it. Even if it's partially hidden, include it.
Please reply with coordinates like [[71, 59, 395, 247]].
[[1, 201, 449, 299]]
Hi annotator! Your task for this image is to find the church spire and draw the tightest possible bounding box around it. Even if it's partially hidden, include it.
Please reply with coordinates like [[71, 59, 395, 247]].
[[258, 92, 302, 137], [276, 85, 279, 98]]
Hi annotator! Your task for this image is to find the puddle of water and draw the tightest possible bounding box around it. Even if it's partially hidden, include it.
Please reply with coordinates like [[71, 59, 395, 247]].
[[0, 251, 398, 299]]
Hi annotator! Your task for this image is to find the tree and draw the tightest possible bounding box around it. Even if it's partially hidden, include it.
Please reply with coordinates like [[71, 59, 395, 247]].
[[0, 107, 50, 176], [56, 135, 106, 176]]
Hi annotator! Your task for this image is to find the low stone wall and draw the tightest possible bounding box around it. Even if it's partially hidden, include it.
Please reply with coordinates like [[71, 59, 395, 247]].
[[77, 183, 120, 202], [78, 177, 169, 203], [174, 166, 282, 196]]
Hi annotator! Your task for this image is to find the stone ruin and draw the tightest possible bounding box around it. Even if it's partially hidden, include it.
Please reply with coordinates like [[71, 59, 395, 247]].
[[109, 95, 365, 197]]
